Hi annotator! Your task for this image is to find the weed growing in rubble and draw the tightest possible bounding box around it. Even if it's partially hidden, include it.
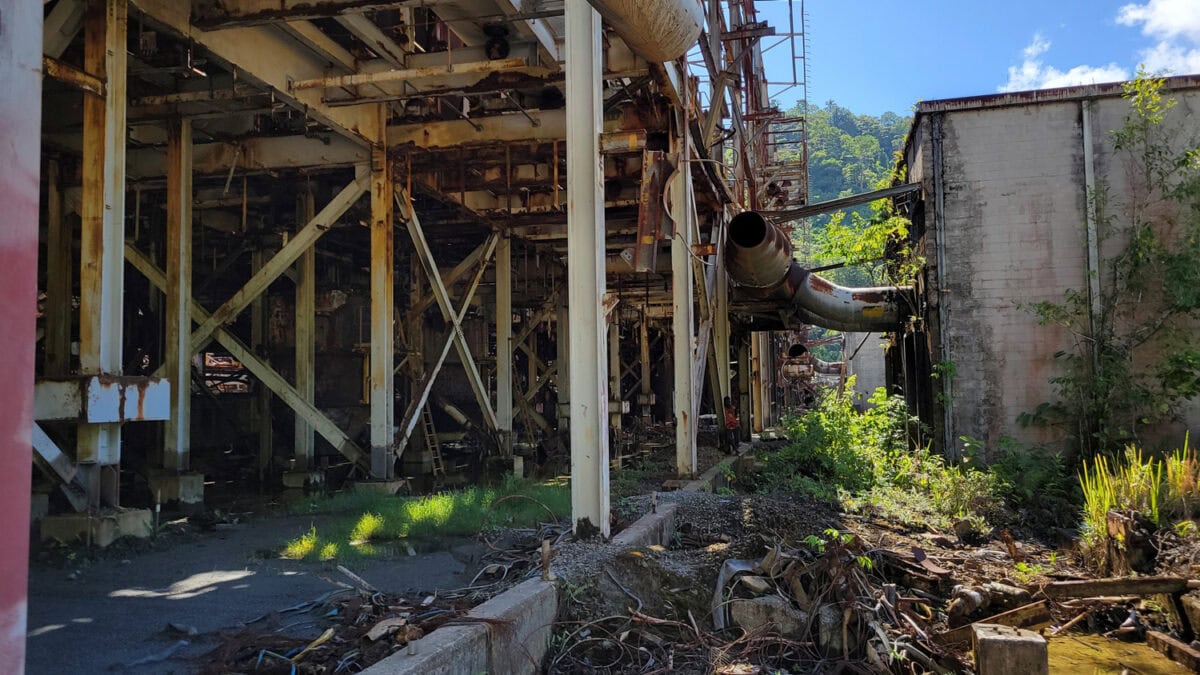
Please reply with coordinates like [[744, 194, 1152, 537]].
[[1079, 438, 1200, 559], [763, 381, 1004, 529]]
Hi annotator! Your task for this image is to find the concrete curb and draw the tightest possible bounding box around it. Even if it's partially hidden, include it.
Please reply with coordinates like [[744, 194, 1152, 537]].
[[611, 502, 678, 548], [682, 442, 751, 492], [364, 577, 557, 675]]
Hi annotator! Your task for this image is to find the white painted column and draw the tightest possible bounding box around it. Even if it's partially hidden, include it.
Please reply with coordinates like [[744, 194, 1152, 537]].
[[369, 149, 395, 479], [566, 0, 610, 537], [496, 234, 514, 455], [556, 297, 570, 428], [78, 0, 127, 506], [714, 213, 732, 403], [671, 148, 697, 477], [294, 188, 316, 469], [163, 117, 192, 471]]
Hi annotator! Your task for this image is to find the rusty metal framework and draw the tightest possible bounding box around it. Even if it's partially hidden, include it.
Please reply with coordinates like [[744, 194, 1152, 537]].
[[24, 0, 817, 536]]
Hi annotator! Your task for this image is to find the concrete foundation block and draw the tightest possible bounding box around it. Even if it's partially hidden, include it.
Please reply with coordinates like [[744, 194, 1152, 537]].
[[611, 502, 677, 548], [40, 509, 153, 547], [282, 470, 325, 490], [147, 471, 205, 512], [363, 624, 488, 674], [363, 578, 556, 675], [351, 479, 408, 496], [972, 624, 1048, 675]]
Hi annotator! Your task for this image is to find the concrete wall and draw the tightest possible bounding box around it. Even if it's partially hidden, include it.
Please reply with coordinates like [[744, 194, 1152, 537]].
[[845, 332, 887, 409], [910, 81, 1200, 460]]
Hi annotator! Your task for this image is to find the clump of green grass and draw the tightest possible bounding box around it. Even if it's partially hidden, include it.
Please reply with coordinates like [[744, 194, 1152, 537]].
[[282, 526, 321, 559], [1078, 437, 1200, 569], [282, 476, 570, 561], [350, 513, 384, 544]]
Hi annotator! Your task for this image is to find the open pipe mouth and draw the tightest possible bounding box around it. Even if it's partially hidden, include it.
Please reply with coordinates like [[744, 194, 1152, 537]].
[[787, 343, 807, 358], [728, 211, 769, 248]]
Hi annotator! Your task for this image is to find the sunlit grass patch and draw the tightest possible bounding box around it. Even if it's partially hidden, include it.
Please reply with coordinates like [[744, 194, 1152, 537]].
[[319, 542, 339, 561], [350, 513, 384, 544], [279, 476, 571, 561], [282, 526, 320, 559]]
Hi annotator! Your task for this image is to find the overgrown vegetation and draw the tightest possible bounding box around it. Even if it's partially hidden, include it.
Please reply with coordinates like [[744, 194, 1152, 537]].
[[281, 476, 569, 561], [758, 379, 1004, 531], [1078, 437, 1200, 560], [1022, 70, 1200, 461]]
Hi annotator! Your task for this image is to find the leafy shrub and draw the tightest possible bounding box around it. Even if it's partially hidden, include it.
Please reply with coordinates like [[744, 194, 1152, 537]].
[[762, 381, 1004, 528]]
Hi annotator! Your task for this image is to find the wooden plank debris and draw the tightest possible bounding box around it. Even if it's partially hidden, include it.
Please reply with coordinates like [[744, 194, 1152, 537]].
[[1037, 576, 1197, 599]]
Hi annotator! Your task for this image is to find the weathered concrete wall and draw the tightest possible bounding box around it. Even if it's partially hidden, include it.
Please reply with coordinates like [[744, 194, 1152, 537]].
[[911, 82, 1200, 460], [845, 332, 887, 409]]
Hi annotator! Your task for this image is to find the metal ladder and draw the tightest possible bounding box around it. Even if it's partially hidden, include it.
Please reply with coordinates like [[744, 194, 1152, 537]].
[[421, 405, 446, 480]]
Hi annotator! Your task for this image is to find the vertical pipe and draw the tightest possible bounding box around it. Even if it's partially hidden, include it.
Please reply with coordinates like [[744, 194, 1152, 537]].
[[294, 187, 316, 469], [496, 234, 513, 455], [1081, 100, 1102, 375], [164, 117, 192, 471], [671, 145, 696, 477], [78, 0, 127, 505], [0, 0, 40, 667], [45, 158, 72, 376], [931, 113, 954, 459], [566, 0, 610, 537], [370, 147, 395, 480]]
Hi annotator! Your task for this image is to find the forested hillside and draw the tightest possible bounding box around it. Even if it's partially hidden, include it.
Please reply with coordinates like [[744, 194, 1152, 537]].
[[799, 101, 910, 203]]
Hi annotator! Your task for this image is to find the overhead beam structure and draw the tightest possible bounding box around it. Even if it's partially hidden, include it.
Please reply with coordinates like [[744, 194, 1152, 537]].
[[565, 0, 609, 537]]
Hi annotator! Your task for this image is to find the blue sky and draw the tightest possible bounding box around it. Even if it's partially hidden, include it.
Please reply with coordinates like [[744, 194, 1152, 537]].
[[753, 0, 1200, 116]]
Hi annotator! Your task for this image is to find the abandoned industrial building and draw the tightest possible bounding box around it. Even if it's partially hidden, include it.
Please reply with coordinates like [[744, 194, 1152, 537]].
[[5, 0, 1200, 672]]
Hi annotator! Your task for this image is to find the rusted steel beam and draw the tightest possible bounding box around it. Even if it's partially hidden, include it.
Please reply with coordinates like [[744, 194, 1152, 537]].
[[292, 58, 531, 90], [396, 191, 498, 431], [43, 55, 105, 96], [394, 231, 499, 460], [369, 140, 395, 479], [193, 0, 415, 27], [334, 12, 408, 68], [762, 182, 921, 222]]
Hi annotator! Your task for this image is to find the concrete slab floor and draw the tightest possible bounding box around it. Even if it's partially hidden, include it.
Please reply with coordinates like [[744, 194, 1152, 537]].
[[25, 514, 477, 674]]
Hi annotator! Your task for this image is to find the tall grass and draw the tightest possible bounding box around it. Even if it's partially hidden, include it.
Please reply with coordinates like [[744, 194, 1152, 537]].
[[1079, 438, 1200, 557]]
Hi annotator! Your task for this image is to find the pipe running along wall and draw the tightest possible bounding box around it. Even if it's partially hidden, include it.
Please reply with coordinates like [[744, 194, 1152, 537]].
[[587, 0, 704, 62], [727, 211, 912, 332]]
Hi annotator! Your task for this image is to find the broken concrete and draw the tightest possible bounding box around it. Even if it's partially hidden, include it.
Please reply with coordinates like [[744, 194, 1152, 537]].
[[40, 509, 153, 548], [972, 624, 1049, 675], [729, 596, 809, 637]]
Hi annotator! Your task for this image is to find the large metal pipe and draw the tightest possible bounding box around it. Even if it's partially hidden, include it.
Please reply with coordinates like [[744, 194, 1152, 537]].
[[727, 211, 912, 332], [587, 0, 704, 63]]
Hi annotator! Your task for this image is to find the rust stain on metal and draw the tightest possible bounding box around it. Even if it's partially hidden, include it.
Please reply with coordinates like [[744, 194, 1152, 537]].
[[807, 274, 834, 294], [851, 289, 887, 303]]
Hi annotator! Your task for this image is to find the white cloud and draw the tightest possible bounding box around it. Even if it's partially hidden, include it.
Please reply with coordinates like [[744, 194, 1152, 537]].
[[1118, 0, 1200, 76], [1118, 0, 1200, 43], [1000, 35, 1130, 92]]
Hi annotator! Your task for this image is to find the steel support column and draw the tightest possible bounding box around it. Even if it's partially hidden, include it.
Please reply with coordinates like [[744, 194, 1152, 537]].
[[751, 333, 765, 433], [566, 0, 609, 537], [714, 214, 732, 404], [0, 0, 40, 667], [44, 158, 72, 376], [294, 188, 315, 469], [671, 150, 697, 477], [163, 117, 192, 470], [496, 234, 514, 456], [738, 334, 751, 441], [251, 248, 273, 479], [369, 145, 395, 479], [77, 0, 127, 505]]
